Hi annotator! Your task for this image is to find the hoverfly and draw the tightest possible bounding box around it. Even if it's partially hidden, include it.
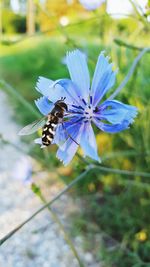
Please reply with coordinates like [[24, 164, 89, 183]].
[[19, 97, 79, 147]]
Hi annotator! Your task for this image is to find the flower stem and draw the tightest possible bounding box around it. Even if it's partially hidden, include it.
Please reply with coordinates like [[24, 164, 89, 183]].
[[0, 168, 90, 246], [1, 165, 150, 246], [128, 0, 149, 26], [114, 38, 150, 51], [108, 47, 150, 100], [31, 183, 84, 267], [0, 79, 40, 118]]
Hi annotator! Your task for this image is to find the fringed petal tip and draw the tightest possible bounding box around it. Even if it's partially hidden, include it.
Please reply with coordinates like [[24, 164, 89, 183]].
[[98, 100, 138, 126], [125, 106, 138, 124], [56, 141, 79, 166], [91, 52, 117, 106], [35, 76, 41, 91], [56, 150, 70, 166], [66, 49, 87, 58], [99, 51, 118, 73], [100, 52, 116, 72], [56, 155, 65, 166], [35, 76, 54, 95]]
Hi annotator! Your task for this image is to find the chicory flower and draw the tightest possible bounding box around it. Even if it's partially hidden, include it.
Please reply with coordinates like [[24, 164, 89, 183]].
[[79, 0, 105, 10], [35, 50, 138, 165]]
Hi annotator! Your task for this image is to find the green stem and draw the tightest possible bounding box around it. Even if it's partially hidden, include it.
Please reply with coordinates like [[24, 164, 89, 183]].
[[0, 168, 90, 246], [108, 47, 150, 100], [102, 150, 150, 161], [114, 38, 150, 51], [92, 164, 150, 178], [0, 80, 40, 119], [1, 164, 150, 246], [32, 184, 84, 267], [2, 13, 138, 46], [128, 0, 148, 25]]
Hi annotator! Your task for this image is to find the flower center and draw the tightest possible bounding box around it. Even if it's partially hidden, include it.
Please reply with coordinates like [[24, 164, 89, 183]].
[[70, 96, 97, 122], [84, 105, 94, 120]]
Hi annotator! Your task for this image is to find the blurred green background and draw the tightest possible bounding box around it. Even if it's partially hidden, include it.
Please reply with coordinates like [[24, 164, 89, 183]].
[[0, 0, 150, 266]]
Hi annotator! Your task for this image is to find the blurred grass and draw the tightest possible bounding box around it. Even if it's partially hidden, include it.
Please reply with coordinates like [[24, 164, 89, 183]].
[[0, 31, 150, 266]]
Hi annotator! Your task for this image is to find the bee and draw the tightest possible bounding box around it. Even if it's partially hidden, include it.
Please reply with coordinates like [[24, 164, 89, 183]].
[[19, 98, 78, 147]]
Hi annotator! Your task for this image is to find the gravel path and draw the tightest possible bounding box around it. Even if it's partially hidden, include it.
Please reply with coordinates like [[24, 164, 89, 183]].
[[0, 92, 99, 267]]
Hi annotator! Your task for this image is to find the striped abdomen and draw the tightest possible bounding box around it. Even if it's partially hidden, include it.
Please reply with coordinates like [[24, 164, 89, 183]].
[[42, 116, 58, 146]]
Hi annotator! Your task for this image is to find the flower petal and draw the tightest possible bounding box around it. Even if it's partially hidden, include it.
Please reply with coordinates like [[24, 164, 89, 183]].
[[36, 76, 54, 95], [79, 0, 105, 10], [36, 76, 82, 107], [95, 100, 138, 124], [54, 79, 81, 106], [93, 118, 134, 133], [35, 96, 54, 115], [80, 122, 101, 162], [91, 52, 117, 106], [36, 76, 72, 104], [66, 50, 90, 101], [56, 122, 84, 166]]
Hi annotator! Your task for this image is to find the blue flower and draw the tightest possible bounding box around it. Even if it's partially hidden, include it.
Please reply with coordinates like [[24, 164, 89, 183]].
[[35, 50, 138, 165], [79, 0, 105, 10]]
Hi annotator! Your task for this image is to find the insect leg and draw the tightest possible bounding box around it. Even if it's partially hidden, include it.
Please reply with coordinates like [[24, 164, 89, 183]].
[[61, 123, 79, 146]]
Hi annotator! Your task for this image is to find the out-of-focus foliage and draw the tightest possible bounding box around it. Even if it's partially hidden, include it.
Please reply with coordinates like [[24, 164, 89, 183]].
[[2, 9, 26, 33], [38, 0, 83, 32]]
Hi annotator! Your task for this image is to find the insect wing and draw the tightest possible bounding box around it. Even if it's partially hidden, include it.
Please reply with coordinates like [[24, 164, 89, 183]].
[[52, 123, 67, 146], [18, 117, 46, 135]]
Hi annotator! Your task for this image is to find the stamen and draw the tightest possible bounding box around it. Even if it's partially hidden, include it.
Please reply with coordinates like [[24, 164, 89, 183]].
[[94, 107, 99, 112], [82, 98, 87, 105], [90, 96, 93, 105], [73, 117, 84, 124], [72, 104, 84, 110], [69, 109, 83, 115]]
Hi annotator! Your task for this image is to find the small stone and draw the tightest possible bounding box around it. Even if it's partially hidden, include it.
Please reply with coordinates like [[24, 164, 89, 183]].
[[84, 252, 93, 263]]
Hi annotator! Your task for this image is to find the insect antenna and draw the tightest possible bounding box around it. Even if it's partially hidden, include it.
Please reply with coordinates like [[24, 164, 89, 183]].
[[60, 96, 66, 101]]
